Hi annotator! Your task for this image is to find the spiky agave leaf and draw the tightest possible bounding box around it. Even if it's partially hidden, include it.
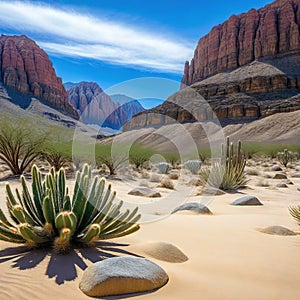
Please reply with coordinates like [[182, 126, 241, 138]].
[[0, 164, 141, 253]]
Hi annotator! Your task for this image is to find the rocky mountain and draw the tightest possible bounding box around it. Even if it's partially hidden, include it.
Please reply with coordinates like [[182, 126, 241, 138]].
[[66, 82, 144, 129], [124, 0, 300, 130], [0, 35, 78, 119]]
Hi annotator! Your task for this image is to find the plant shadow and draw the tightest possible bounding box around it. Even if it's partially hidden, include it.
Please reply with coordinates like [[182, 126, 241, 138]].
[[0, 241, 142, 285]]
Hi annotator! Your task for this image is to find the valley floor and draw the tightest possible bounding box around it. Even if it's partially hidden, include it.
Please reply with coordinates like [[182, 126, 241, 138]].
[[0, 168, 299, 300]]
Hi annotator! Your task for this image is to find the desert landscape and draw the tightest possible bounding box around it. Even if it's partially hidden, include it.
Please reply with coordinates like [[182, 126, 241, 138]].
[[0, 0, 300, 299]]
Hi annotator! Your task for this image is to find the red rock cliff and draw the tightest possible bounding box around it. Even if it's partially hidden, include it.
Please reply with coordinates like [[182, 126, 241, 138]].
[[182, 0, 300, 86], [0, 35, 79, 119]]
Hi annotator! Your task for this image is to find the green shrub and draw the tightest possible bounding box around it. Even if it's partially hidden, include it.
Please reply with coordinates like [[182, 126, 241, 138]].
[[277, 149, 298, 167], [199, 137, 248, 190], [0, 164, 140, 254], [0, 120, 46, 175]]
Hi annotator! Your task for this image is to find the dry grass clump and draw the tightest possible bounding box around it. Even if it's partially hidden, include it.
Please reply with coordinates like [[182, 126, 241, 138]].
[[157, 177, 175, 190], [245, 168, 260, 176], [168, 173, 179, 180], [149, 173, 162, 183], [256, 178, 270, 187]]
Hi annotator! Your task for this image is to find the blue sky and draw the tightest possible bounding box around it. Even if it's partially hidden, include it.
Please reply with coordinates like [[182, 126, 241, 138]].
[[0, 0, 272, 108]]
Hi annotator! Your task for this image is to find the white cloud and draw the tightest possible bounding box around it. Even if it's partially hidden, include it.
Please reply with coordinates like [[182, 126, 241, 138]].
[[0, 1, 194, 73]]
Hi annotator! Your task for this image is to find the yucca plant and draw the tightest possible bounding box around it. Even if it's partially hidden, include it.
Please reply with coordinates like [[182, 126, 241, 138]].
[[199, 137, 248, 190], [0, 164, 140, 254], [289, 206, 300, 224]]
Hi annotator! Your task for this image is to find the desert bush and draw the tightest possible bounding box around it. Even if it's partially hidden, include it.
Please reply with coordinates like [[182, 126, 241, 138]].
[[43, 150, 72, 171], [129, 144, 154, 170], [184, 160, 202, 174], [0, 120, 46, 175], [96, 144, 127, 175], [156, 162, 170, 174], [199, 137, 248, 190], [0, 164, 140, 254], [164, 153, 180, 168], [158, 177, 175, 190], [277, 149, 298, 167]]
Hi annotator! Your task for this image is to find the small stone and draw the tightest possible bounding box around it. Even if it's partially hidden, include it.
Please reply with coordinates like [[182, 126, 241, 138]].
[[128, 187, 161, 198], [290, 173, 300, 178], [260, 226, 296, 236], [271, 165, 282, 171], [79, 256, 169, 297], [172, 202, 212, 214], [273, 173, 287, 179], [281, 179, 294, 185], [231, 196, 263, 206], [276, 183, 288, 188], [198, 186, 225, 196]]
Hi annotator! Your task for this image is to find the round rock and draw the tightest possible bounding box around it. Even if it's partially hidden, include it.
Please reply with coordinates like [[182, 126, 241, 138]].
[[79, 256, 169, 297], [172, 202, 212, 214], [271, 165, 282, 171], [260, 226, 296, 236], [128, 187, 161, 198], [273, 173, 287, 179], [231, 196, 263, 206]]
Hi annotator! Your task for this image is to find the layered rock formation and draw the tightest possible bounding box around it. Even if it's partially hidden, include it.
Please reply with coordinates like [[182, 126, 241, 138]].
[[124, 0, 300, 130], [0, 35, 78, 119], [182, 0, 300, 86], [67, 82, 144, 129]]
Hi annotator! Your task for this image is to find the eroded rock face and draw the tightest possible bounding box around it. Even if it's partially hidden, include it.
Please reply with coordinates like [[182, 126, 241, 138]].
[[124, 0, 300, 131], [182, 0, 300, 86], [0, 35, 78, 119]]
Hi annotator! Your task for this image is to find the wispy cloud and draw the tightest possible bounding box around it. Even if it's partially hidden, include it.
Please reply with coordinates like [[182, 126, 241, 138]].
[[0, 1, 194, 73]]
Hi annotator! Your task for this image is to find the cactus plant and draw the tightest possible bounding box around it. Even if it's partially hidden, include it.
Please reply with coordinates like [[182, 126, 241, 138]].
[[277, 149, 297, 167], [0, 164, 140, 254], [156, 162, 170, 174], [184, 160, 202, 174], [199, 137, 248, 190]]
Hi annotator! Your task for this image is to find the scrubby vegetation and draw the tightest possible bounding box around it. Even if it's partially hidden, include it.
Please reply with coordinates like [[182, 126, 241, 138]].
[[0, 120, 46, 175], [277, 149, 298, 167], [0, 164, 140, 254], [199, 137, 248, 190]]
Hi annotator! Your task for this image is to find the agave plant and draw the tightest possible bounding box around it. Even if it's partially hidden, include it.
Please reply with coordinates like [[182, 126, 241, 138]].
[[199, 137, 248, 190], [289, 206, 300, 224], [0, 164, 140, 253]]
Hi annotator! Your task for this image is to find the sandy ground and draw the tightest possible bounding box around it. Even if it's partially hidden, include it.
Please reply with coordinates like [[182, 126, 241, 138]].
[[0, 167, 300, 300]]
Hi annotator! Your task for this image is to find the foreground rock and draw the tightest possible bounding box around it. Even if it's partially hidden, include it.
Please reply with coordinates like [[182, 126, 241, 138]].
[[172, 202, 212, 215], [79, 257, 169, 297], [137, 241, 188, 263], [128, 187, 161, 198], [273, 173, 288, 179], [231, 196, 263, 206], [260, 226, 297, 236], [198, 186, 225, 196]]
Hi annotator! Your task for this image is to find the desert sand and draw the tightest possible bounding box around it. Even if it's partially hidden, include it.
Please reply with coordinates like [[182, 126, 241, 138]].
[[0, 167, 300, 300]]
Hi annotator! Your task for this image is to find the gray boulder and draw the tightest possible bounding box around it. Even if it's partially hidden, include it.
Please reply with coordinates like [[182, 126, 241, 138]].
[[128, 187, 161, 198], [172, 202, 212, 214], [79, 256, 169, 297], [231, 196, 263, 206], [271, 165, 282, 171], [276, 183, 288, 188], [260, 226, 296, 236]]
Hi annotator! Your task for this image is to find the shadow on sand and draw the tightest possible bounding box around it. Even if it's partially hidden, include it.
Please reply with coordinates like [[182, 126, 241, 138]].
[[0, 242, 142, 285]]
